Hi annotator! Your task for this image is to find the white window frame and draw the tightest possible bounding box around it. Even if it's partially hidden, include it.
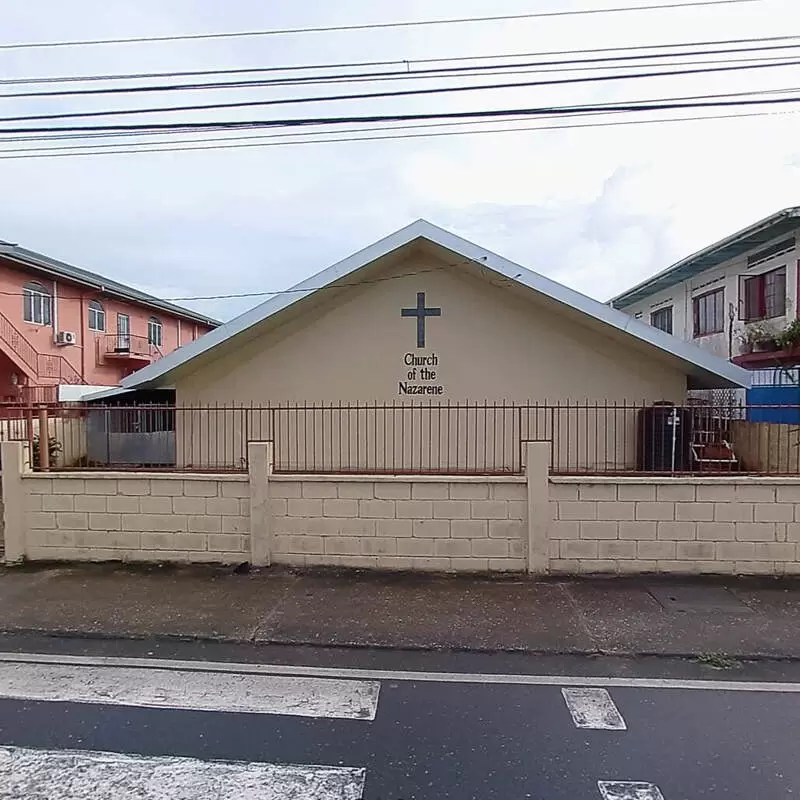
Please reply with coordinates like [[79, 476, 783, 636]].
[[116, 313, 130, 350], [147, 316, 163, 348], [87, 300, 105, 332], [23, 282, 52, 326]]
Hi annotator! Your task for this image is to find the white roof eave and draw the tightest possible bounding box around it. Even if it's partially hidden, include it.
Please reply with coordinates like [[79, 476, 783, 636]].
[[121, 220, 751, 392]]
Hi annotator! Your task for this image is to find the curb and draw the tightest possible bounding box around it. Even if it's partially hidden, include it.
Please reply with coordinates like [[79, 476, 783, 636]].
[[1, 626, 799, 664]]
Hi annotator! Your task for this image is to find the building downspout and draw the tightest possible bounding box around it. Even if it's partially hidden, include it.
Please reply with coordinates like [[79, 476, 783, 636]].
[[684, 281, 691, 339], [79, 291, 86, 382], [52, 279, 58, 343], [796, 259, 800, 319], [727, 302, 735, 359]]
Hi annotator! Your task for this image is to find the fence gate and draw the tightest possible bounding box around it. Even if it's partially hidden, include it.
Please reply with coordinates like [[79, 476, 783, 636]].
[[87, 408, 176, 467]]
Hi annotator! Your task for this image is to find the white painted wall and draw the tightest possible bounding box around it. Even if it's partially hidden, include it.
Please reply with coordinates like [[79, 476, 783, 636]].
[[617, 233, 799, 360]]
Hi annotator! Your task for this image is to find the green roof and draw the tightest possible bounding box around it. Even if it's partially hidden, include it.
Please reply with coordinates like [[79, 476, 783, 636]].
[[610, 207, 800, 309]]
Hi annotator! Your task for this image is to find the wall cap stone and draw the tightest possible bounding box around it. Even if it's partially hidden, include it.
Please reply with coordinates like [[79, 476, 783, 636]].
[[550, 476, 800, 485], [24, 472, 523, 484], [22, 472, 248, 482], [270, 474, 526, 483]]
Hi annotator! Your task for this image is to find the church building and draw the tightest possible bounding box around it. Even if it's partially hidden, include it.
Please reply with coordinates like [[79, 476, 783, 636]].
[[91, 221, 749, 473], [110, 220, 747, 405]]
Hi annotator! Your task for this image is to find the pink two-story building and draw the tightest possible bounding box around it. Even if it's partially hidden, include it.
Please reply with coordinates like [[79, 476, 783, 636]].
[[0, 239, 218, 402]]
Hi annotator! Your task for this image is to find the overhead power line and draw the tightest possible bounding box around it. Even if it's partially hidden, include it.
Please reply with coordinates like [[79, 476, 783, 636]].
[[1, 58, 796, 124], [3, 44, 799, 100], [0, 92, 796, 136], [0, 1, 757, 50], [6, 86, 794, 149], [0, 109, 793, 161], [2, 33, 794, 86], [0, 263, 465, 301], [7, 88, 791, 152]]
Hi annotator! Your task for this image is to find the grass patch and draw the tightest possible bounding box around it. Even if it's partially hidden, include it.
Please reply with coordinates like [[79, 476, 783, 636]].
[[696, 652, 740, 670]]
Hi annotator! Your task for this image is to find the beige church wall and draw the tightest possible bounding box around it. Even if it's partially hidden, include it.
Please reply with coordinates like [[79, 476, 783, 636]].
[[172, 403, 649, 473], [175, 251, 687, 404], [172, 249, 688, 471]]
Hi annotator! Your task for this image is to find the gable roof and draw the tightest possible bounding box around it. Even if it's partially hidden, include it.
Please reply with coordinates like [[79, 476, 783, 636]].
[[115, 219, 750, 392], [0, 240, 220, 328], [610, 206, 800, 309]]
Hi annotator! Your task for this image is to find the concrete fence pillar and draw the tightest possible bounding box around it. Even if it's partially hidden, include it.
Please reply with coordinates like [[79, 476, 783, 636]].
[[524, 441, 552, 575], [2, 441, 27, 564], [248, 441, 273, 567]]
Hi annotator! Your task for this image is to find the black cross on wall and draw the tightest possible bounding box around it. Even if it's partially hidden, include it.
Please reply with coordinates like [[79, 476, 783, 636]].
[[401, 292, 441, 348]]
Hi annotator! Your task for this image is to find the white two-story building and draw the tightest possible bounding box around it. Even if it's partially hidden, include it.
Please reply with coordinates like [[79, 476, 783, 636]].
[[610, 207, 800, 382]]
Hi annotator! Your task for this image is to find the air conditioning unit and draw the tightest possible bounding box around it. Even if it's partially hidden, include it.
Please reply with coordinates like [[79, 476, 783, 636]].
[[56, 331, 77, 346]]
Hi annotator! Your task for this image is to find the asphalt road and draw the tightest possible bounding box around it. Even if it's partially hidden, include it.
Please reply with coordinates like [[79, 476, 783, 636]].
[[0, 635, 799, 799]]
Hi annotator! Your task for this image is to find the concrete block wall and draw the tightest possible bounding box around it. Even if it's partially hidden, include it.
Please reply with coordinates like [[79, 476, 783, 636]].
[[16, 472, 250, 564], [270, 477, 527, 571], [7, 437, 800, 577], [550, 478, 800, 576]]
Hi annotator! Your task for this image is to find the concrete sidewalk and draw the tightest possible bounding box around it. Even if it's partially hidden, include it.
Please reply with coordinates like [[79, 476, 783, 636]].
[[1, 564, 800, 660]]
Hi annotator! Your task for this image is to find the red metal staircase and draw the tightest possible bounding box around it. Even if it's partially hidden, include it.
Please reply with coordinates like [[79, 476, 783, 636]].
[[0, 309, 84, 387]]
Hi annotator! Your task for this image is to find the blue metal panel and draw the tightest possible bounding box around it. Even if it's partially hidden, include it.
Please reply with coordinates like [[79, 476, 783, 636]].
[[747, 386, 800, 423]]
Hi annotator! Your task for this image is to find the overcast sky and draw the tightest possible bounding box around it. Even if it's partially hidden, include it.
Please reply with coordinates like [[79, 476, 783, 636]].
[[1, 0, 798, 321]]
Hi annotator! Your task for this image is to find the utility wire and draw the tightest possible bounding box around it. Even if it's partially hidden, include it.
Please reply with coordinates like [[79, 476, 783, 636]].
[[1, 58, 796, 124], [7, 86, 794, 151], [3, 44, 799, 100], [0, 0, 758, 50], [0, 113, 602, 150], [0, 93, 797, 135], [0, 264, 460, 301], [2, 33, 795, 85], [0, 109, 793, 160], [0, 111, 638, 144]]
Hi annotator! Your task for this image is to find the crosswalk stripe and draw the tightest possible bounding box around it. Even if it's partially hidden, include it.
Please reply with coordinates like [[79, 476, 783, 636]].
[[0, 746, 366, 800], [0, 661, 380, 720], [598, 781, 665, 799], [562, 688, 627, 730]]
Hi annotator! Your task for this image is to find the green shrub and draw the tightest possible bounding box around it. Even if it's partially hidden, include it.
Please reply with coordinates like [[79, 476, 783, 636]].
[[31, 435, 63, 468], [777, 318, 800, 350]]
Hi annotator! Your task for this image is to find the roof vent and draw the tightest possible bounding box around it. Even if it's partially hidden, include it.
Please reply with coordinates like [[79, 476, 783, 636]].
[[747, 236, 795, 269]]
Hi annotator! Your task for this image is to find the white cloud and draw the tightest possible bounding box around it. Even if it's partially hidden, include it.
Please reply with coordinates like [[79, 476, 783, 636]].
[[0, 0, 796, 319]]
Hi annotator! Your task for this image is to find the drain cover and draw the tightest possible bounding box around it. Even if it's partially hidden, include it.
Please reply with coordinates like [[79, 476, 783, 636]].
[[647, 585, 752, 613]]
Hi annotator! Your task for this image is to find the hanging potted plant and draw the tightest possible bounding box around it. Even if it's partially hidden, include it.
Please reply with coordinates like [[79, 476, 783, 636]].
[[739, 321, 779, 353], [737, 327, 756, 354], [777, 319, 800, 352]]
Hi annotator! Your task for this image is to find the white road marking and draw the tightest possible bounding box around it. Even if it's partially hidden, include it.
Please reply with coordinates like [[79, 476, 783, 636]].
[[0, 661, 379, 720], [561, 688, 627, 730], [598, 780, 665, 800], [0, 651, 797, 693], [0, 746, 365, 800]]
